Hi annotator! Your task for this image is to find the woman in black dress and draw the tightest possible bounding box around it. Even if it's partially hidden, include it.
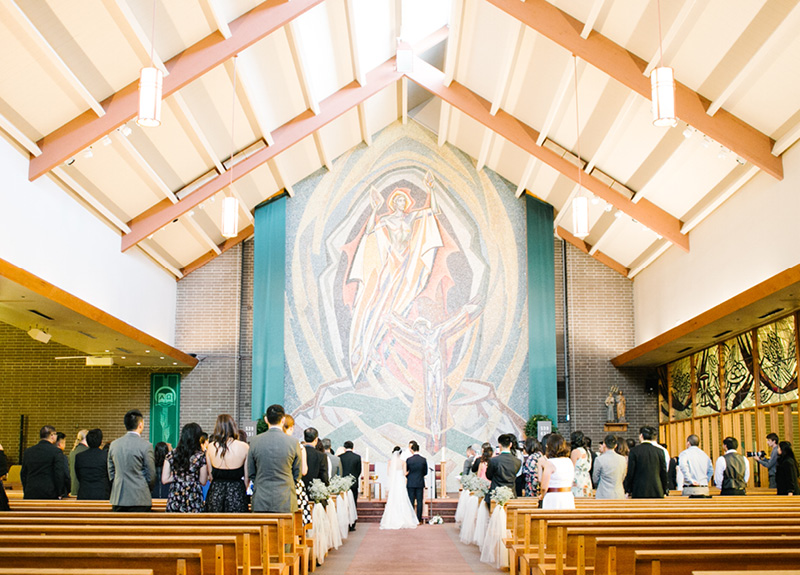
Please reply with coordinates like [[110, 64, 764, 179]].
[[74, 428, 111, 500], [151, 442, 171, 499], [205, 414, 249, 513], [163, 423, 207, 513], [776, 441, 799, 496]]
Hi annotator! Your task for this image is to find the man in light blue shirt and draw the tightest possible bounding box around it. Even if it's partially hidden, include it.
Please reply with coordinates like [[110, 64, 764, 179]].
[[678, 434, 713, 496]]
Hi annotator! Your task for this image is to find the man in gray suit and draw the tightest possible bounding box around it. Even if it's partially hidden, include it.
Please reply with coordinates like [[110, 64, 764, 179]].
[[592, 434, 627, 499], [322, 438, 342, 478], [462, 445, 476, 476], [108, 409, 155, 512], [248, 404, 302, 513]]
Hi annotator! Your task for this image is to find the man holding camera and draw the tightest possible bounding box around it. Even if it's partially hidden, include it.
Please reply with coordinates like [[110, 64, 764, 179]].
[[755, 433, 779, 489]]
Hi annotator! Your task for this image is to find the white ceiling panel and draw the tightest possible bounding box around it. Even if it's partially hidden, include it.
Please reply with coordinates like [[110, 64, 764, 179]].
[[317, 108, 362, 164], [485, 137, 529, 190], [274, 135, 323, 188], [129, 0, 215, 62], [601, 219, 661, 268], [447, 109, 485, 163], [149, 219, 208, 267], [365, 84, 400, 136], [352, 0, 395, 73]]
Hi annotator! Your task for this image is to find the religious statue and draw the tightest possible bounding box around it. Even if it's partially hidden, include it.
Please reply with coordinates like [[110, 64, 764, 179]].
[[604, 390, 616, 422], [615, 390, 627, 422]]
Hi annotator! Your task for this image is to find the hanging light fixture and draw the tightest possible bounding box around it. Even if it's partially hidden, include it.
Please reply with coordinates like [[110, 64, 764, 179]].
[[221, 56, 241, 239], [571, 56, 589, 239], [651, 0, 676, 127], [137, 0, 162, 127]]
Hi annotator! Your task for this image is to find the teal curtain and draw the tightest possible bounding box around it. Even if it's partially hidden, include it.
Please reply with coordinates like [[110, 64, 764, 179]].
[[150, 374, 180, 446], [526, 196, 557, 422], [252, 195, 286, 420]]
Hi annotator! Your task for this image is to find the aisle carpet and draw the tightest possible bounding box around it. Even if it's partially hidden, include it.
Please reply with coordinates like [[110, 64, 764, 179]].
[[315, 523, 500, 574]]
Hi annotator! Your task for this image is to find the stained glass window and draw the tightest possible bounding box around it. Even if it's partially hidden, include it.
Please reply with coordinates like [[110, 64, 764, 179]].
[[722, 333, 755, 411], [758, 316, 798, 405], [670, 356, 692, 420], [694, 346, 721, 415]]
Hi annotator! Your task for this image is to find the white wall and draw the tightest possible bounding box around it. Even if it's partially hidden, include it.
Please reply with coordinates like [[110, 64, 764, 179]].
[[0, 137, 177, 344], [634, 143, 800, 345]]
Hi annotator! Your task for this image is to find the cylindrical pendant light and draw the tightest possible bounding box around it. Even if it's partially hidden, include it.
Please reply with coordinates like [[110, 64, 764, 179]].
[[572, 196, 589, 239], [137, 67, 163, 127], [222, 196, 239, 238], [651, 66, 676, 127]]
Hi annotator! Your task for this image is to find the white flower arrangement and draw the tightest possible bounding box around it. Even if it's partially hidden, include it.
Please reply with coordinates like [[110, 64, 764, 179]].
[[428, 515, 444, 525], [327, 474, 355, 495], [473, 477, 491, 498], [491, 485, 514, 507], [308, 478, 330, 503]]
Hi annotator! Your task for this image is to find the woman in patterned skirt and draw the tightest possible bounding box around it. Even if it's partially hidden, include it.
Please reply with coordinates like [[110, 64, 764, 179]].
[[283, 415, 311, 525], [163, 423, 207, 513], [205, 415, 249, 513]]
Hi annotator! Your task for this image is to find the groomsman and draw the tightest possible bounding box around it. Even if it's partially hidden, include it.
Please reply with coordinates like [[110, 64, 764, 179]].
[[462, 445, 476, 476], [21, 426, 70, 499], [108, 410, 155, 511], [248, 404, 302, 512], [624, 426, 668, 498], [340, 441, 361, 531], [485, 434, 521, 505]]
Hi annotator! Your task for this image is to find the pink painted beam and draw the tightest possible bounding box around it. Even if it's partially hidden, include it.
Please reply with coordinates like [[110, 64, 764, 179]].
[[122, 58, 402, 251], [485, 0, 782, 180], [407, 57, 690, 253], [29, 0, 326, 181]]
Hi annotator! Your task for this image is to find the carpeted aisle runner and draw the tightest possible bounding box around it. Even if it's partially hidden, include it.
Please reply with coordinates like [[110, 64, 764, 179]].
[[315, 524, 499, 574]]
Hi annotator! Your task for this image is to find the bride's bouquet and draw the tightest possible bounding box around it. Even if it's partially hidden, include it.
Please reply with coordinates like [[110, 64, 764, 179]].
[[308, 479, 330, 503], [490, 486, 514, 507]]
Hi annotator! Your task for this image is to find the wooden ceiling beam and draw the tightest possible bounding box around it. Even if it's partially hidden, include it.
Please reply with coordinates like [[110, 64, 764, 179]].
[[181, 225, 254, 277], [556, 226, 629, 278], [580, 0, 606, 39], [484, 0, 783, 180], [29, 0, 326, 181], [408, 57, 690, 252], [121, 56, 403, 251]]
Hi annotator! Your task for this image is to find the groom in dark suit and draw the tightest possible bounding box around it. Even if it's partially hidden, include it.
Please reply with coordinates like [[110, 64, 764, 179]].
[[405, 441, 427, 522]]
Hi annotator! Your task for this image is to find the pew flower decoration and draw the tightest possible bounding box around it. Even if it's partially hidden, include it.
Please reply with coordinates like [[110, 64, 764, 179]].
[[428, 515, 444, 525], [474, 477, 491, 498], [328, 474, 355, 496], [490, 486, 514, 507], [308, 479, 330, 503], [460, 473, 477, 491]]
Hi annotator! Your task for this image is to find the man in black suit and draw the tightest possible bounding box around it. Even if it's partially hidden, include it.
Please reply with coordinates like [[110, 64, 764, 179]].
[[405, 440, 427, 522], [21, 425, 70, 499], [339, 441, 361, 530], [301, 427, 328, 491], [486, 434, 521, 505], [624, 426, 669, 498]]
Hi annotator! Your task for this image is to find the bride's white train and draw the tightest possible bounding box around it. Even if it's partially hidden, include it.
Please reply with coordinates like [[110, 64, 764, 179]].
[[380, 447, 419, 530]]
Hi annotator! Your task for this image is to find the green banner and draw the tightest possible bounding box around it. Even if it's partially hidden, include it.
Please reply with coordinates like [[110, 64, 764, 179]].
[[150, 373, 180, 446]]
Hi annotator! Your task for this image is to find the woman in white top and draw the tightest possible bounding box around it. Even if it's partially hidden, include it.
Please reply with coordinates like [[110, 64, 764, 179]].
[[539, 434, 575, 510], [380, 446, 419, 529]]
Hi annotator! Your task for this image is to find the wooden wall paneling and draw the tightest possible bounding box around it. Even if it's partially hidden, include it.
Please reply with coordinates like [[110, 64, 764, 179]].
[[711, 415, 721, 461], [690, 352, 697, 419], [770, 406, 779, 434], [753, 328, 761, 411], [700, 417, 710, 455], [721, 413, 733, 439], [669, 424, 678, 456], [744, 411, 754, 489], [784, 403, 794, 445], [795, 312, 800, 446]]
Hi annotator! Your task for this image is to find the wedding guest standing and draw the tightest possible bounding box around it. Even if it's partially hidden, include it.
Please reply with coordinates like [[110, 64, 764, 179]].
[[775, 441, 799, 496], [340, 440, 362, 530], [248, 404, 302, 513], [486, 434, 521, 505], [472, 443, 493, 480], [570, 431, 592, 498], [521, 438, 543, 498], [322, 438, 342, 477], [678, 434, 713, 497], [757, 433, 780, 489], [163, 423, 207, 513], [301, 428, 329, 490], [0, 442, 10, 511], [205, 414, 249, 513], [68, 429, 88, 496], [21, 425, 70, 499], [624, 426, 668, 499], [74, 428, 111, 500], [540, 434, 575, 510], [151, 442, 171, 499], [283, 415, 311, 525], [592, 435, 626, 499], [713, 436, 749, 496], [463, 445, 476, 477], [108, 410, 156, 512]]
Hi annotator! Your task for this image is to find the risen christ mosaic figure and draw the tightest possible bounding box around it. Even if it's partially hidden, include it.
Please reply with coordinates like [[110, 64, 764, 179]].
[[348, 172, 444, 381]]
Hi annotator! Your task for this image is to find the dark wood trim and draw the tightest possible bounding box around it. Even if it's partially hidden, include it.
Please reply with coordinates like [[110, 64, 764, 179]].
[[0, 257, 198, 367]]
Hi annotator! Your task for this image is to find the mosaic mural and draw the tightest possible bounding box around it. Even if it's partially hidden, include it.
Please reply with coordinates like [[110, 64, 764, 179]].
[[670, 356, 692, 420], [722, 333, 756, 411], [694, 346, 721, 415], [284, 122, 528, 474]]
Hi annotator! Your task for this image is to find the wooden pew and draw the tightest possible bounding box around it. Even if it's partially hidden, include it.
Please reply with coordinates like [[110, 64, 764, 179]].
[[0, 535, 236, 575], [0, 525, 260, 575], [0, 570, 154, 575], [634, 549, 800, 575], [0, 548, 203, 575], [594, 536, 800, 575]]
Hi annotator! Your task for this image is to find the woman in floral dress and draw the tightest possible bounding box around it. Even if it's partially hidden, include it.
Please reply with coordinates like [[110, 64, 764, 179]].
[[570, 431, 592, 498], [163, 423, 207, 513], [522, 437, 544, 498]]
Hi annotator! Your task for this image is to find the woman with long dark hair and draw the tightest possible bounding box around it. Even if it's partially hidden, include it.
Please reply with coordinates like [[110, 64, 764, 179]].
[[776, 441, 799, 496], [163, 423, 207, 513], [471, 442, 494, 480], [151, 442, 171, 499], [540, 434, 575, 510], [522, 437, 544, 498], [570, 431, 592, 498], [205, 414, 249, 512]]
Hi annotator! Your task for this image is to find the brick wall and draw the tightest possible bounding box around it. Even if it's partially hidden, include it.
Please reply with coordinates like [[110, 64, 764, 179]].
[[554, 240, 655, 446], [0, 322, 162, 464]]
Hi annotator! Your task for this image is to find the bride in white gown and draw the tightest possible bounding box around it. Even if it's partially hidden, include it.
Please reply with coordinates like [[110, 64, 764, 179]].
[[380, 446, 420, 530]]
